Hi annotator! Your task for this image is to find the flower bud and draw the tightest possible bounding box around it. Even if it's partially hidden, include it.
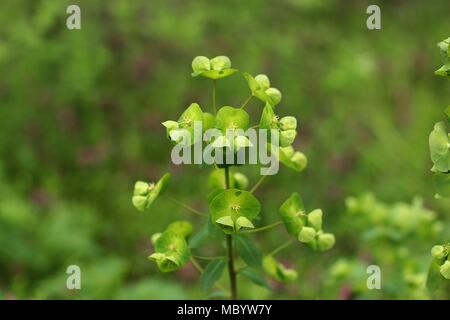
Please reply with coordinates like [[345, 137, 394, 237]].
[[279, 116, 297, 131], [298, 227, 316, 243], [265, 87, 282, 106], [280, 130, 297, 147], [210, 56, 231, 70], [134, 181, 150, 196], [191, 56, 211, 75], [439, 260, 450, 280], [290, 152, 308, 171], [308, 209, 323, 231], [254, 74, 270, 91], [132, 195, 148, 211], [431, 245, 446, 260], [233, 173, 249, 190], [318, 233, 335, 251]]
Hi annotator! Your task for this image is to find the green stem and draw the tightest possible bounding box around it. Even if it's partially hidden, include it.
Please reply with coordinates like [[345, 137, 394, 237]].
[[239, 220, 283, 234], [250, 175, 267, 193], [212, 80, 217, 114], [194, 255, 226, 260], [240, 95, 253, 109], [190, 257, 204, 273], [166, 196, 206, 217], [224, 166, 237, 300], [269, 239, 295, 256]]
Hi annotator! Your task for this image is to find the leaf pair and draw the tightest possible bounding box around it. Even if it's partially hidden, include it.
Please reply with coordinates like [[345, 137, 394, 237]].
[[192, 56, 238, 80], [244, 73, 282, 107], [209, 189, 261, 234], [279, 193, 335, 251], [148, 221, 193, 272], [132, 173, 171, 211]]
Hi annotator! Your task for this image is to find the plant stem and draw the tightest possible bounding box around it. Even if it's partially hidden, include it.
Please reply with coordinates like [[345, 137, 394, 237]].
[[269, 239, 295, 256], [240, 95, 253, 109], [194, 255, 226, 260], [249, 175, 267, 193], [239, 220, 283, 234], [212, 80, 217, 114], [166, 196, 206, 217], [224, 166, 237, 300], [226, 234, 237, 300], [190, 257, 204, 273]]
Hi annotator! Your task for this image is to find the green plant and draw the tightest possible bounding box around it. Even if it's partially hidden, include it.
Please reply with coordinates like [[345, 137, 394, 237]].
[[425, 37, 450, 298], [131, 55, 335, 299], [429, 37, 450, 198]]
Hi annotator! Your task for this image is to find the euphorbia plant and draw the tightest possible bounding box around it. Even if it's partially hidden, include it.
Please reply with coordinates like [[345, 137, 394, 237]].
[[426, 37, 450, 297], [132, 55, 335, 299]]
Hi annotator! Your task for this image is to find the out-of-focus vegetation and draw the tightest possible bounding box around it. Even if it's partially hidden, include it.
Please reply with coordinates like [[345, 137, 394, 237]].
[[0, 0, 449, 299]]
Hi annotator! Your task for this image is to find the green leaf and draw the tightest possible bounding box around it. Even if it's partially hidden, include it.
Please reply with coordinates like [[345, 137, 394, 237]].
[[188, 223, 209, 249], [200, 258, 227, 291], [433, 172, 450, 198], [234, 234, 262, 268], [429, 122, 450, 172], [215, 106, 250, 131], [240, 267, 270, 289], [279, 192, 306, 236], [210, 189, 261, 234]]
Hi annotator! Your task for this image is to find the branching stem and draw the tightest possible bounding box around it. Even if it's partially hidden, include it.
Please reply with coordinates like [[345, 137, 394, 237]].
[[166, 196, 206, 217], [240, 95, 253, 109], [224, 166, 237, 300], [239, 220, 283, 234], [269, 239, 295, 256]]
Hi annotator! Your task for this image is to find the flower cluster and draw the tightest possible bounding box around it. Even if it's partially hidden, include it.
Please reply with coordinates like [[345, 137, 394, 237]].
[[431, 244, 450, 280]]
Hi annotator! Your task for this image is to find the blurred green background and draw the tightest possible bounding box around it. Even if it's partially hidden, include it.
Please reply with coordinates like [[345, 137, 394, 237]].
[[0, 0, 449, 299]]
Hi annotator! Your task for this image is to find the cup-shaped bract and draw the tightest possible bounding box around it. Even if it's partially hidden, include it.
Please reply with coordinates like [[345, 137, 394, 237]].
[[280, 130, 297, 147], [262, 255, 298, 283], [431, 245, 447, 260], [210, 189, 261, 234], [148, 230, 190, 272], [244, 73, 282, 107], [279, 116, 297, 131], [279, 192, 306, 236], [276, 146, 308, 172], [132, 173, 171, 211], [215, 106, 250, 132], [433, 172, 450, 198], [307, 209, 323, 231], [192, 55, 237, 79], [298, 226, 316, 243], [166, 220, 193, 238]]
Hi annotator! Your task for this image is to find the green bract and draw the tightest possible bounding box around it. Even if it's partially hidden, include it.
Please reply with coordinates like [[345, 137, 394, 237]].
[[244, 73, 282, 107], [148, 229, 190, 272], [279, 192, 306, 236], [435, 38, 450, 78], [429, 122, 450, 173], [209, 189, 261, 234], [433, 172, 450, 198], [216, 106, 250, 131], [275, 145, 308, 172], [132, 173, 171, 211], [191, 55, 238, 79], [279, 193, 335, 251], [260, 103, 298, 147], [262, 255, 298, 283], [163, 103, 204, 146]]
